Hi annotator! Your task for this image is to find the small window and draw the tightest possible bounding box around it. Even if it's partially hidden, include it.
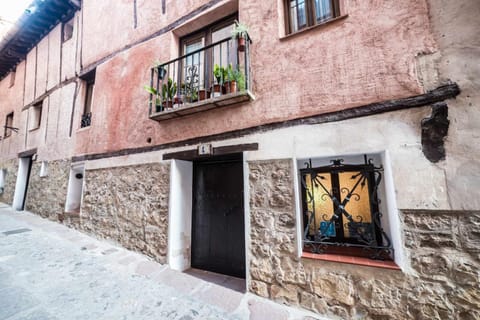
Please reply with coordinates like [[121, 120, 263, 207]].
[[285, 0, 340, 34], [4, 113, 14, 138], [80, 70, 95, 128], [9, 67, 16, 88], [299, 155, 393, 260], [29, 101, 43, 131], [62, 19, 74, 42]]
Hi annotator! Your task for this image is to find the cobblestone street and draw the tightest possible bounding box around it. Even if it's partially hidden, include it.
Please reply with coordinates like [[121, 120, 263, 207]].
[[0, 205, 324, 320]]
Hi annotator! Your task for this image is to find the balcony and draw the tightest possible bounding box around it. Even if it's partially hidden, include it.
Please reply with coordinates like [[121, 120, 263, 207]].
[[147, 35, 254, 122]]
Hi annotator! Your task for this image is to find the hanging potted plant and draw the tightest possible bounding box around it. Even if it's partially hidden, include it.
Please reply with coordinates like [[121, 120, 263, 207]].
[[152, 61, 167, 80], [231, 20, 249, 52]]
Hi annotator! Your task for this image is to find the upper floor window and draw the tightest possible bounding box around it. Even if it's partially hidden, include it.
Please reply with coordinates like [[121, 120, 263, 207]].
[[29, 101, 43, 131], [62, 18, 74, 42], [179, 16, 238, 100], [9, 67, 16, 88], [4, 113, 14, 138], [80, 69, 95, 128], [286, 0, 340, 34]]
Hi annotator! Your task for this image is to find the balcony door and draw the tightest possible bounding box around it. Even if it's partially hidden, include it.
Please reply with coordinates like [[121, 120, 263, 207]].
[[180, 16, 237, 93]]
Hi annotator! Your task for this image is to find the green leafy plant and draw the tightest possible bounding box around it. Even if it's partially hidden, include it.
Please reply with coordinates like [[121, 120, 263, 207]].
[[143, 85, 161, 106], [213, 64, 227, 85], [181, 83, 198, 102], [231, 20, 249, 39], [162, 78, 177, 100]]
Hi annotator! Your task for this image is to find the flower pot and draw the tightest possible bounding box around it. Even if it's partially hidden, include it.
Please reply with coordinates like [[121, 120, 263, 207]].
[[198, 89, 210, 101], [237, 37, 246, 52], [174, 96, 183, 108], [162, 100, 174, 110], [156, 66, 167, 80], [224, 80, 237, 94], [211, 84, 223, 98]]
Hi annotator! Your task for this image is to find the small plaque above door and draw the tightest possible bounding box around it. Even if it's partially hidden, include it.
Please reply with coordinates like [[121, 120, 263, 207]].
[[198, 144, 213, 156]]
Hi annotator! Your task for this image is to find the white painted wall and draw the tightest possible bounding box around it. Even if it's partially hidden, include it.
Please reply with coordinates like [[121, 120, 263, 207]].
[[13, 157, 31, 211], [83, 107, 455, 211], [167, 159, 193, 272], [0, 168, 6, 194], [65, 163, 85, 212]]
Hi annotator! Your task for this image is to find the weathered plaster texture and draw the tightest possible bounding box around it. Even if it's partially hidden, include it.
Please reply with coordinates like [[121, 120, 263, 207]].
[[248, 159, 480, 319], [80, 163, 170, 264], [425, 0, 480, 210], [25, 160, 70, 221], [0, 159, 18, 205], [75, 0, 436, 157]]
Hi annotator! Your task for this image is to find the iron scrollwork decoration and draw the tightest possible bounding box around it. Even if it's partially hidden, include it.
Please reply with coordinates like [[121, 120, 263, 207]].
[[181, 65, 200, 103], [300, 156, 393, 260], [81, 112, 92, 128]]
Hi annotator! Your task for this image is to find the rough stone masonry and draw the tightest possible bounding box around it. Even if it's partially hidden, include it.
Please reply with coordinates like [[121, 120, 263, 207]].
[[248, 159, 480, 320], [80, 162, 170, 264]]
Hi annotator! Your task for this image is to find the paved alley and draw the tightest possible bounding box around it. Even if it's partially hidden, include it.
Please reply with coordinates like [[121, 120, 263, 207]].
[[0, 205, 324, 320]]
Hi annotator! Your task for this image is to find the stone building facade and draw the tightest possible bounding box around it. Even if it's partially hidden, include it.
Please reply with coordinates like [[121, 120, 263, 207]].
[[0, 0, 479, 319]]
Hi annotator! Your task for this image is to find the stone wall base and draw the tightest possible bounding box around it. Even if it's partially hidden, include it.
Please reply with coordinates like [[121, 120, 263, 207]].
[[80, 163, 170, 264], [248, 159, 480, 320]]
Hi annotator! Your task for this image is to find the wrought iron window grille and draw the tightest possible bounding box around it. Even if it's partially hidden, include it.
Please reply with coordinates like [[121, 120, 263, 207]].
[[300, 155, 393, 260], [80, 112, 91, 128]]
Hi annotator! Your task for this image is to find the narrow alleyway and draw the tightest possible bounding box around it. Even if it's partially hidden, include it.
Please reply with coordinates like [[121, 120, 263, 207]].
[[0, 205, 324, 320]]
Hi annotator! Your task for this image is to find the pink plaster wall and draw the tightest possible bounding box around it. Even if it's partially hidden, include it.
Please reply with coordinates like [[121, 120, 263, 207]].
[[47, 25, 62, 90], [81, 0, 223, 67], [74, 0, 436, 155], [61, 14, 80, 81], [0, 11, 80, 161], [0, 61, 26, 159], [35, 37, 49, 98], [24, 49, 36, 105]]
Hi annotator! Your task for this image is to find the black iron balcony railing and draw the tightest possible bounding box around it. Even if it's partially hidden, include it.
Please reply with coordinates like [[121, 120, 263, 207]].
[[147, 35, 253, 121]]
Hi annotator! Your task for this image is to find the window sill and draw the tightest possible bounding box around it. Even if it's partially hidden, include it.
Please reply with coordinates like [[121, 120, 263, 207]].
[[77, 125, 91, 132], [301, 251, 401, 270], [280, 14, 348, 41]]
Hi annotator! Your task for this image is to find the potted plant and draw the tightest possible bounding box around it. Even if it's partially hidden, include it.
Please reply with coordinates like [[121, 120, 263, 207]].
[[161, 77, 177, 109], [181, 82, 199, 103], [231, 20, 249, 52], [198, 88, 210, 101], [152, 61, 167, 80], [224, 64, 245, 93], [143, 85, 162, 112], [212, 64, 227, 97]]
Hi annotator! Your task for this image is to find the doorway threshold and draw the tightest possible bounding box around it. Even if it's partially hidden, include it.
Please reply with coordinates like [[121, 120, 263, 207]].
[[185, 268, 246, 293]]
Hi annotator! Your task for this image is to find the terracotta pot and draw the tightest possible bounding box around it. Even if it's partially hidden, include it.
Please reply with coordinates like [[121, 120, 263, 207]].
[[237, 37, 246, 52], [162, 100, 174, 110], [174, 96, 183, 104], [224, 80, 237, 94], [211, 84, 223, 97], [198, 89, 210, 101]]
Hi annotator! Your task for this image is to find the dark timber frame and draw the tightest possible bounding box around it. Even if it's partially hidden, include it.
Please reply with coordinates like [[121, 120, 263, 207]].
[[71, 83, 460, 162]]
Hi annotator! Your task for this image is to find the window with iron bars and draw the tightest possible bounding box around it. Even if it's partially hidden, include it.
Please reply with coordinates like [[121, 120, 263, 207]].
[[300, 155, 393, 260]]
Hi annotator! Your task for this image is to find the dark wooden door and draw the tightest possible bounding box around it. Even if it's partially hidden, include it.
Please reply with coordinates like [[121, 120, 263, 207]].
[[192, 154, 245, 278]]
